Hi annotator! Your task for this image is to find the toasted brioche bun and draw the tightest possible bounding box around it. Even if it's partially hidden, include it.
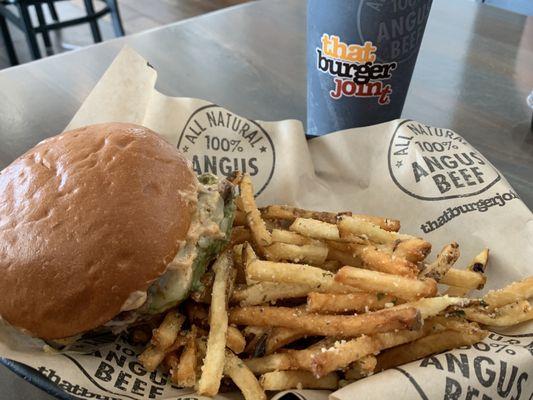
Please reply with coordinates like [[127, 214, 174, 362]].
[[0, 123, 197, 339]]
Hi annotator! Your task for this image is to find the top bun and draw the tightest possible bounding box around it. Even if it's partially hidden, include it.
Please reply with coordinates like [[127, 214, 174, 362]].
[[0, 123, 197, 339]]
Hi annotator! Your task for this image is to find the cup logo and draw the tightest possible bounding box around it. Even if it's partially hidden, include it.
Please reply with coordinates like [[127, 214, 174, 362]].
[[388, 120, 501, 200], [177, 105, 276, 195], [357, 0, 433, 64]]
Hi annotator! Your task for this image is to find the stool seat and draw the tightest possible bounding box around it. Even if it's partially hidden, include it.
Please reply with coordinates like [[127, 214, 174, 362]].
[[0, 0, 124, 66]]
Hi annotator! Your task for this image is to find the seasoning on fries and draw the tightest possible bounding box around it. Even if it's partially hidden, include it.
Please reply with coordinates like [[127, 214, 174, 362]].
[[132, 173, 532, 398]]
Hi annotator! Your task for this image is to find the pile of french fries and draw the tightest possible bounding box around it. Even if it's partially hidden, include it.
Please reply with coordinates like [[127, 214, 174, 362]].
[[136, 173, 533, 399]]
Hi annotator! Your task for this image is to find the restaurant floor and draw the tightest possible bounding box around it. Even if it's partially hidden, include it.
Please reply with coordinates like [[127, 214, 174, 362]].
[[0, 0, 249, 70]]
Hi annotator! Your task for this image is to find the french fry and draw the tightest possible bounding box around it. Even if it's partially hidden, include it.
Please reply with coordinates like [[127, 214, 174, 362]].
[[420, 242, 460, 281], [198, 251, 233, 396], [162, 351, 180, 373], [265, 327, 308, 355], [446, 249, 489, 297], [482, 276, 533, 308], [261, 205, 400, 231], [440, 268, 486, 290], [350, 244, 418, 277], [138, 345, 167, 372], [344, 355, 377, 380], [229, 306, 421, 337], [327, 246, 363, 268], [393, 238, 432, 263], [335, 266, 438, 300], [230, 226, 253, 245], [173, 326, 197, 387], [224, 350, 267, 400], [464, 300, 533, 326], [260, 371, 339, 390], [375, 326, 488, 371], [234, 210, 247, 226], [232, 282, 314, 306], [246, 260, 360, 294], [151, 311, 185, 350], [261, 205, 342, 224], [130, 328, 151, 345], [306, 292, 400, 314], [226, 326, 246, 354], [240, 175, 272, 247], [337, 215, 413, 244], [290, 217, 344, 241], [395, 296, 470, 319], [271, 229, 313, 245], [310, 319, 450, 377], [264, 242, 328, 265]]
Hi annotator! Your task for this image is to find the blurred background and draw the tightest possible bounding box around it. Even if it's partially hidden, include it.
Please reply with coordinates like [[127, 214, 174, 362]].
[[0, 0, 531, 70]]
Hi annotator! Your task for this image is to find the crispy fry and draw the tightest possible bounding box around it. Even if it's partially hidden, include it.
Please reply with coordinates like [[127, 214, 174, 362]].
[[234, 210, 247, 226], [162, 351, 180, 373], [393, 238, 432, 263], [232, 282, 314, 306], [198, 251, 233, 396], [290, 217, 344, 241], [229, 306, 421, 337], [260, 371, 338, 390], [350, 244, 418, 277], [344, 355, 377, 380], [138, 345, 167, 372], [265, 327, 308, 355], [130, 328, 151, 345], [337, 215, 413, 244], [482, 276, 533, 308], [446, 249, 490, 296], [261, 205, 400, 231], [440, 268, 486, 290], [240, 175, 272, 247], [420, 242, 460, 281], [375, 326, 488, 371], [310, 321, 449, 377], [271, 229, 313, 245], [327, 246, 363, 268], [173, 326, 197, 387], [321, 260, 342, 272], [226, 326, 246, 354], [335, 266, 438, 300], [464, 300, 533, 326], [246, 260, 360, 294], [224, 350, 267, 400], [230, 226, 253, 246], [383, 296, 469, 320], [264, 242, 328, 265], [307, 292, 400, 314], [151, 311, 185, 350]]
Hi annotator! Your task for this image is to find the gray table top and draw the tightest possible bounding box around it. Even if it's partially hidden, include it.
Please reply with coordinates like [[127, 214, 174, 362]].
[[0, 0, 532, 399]]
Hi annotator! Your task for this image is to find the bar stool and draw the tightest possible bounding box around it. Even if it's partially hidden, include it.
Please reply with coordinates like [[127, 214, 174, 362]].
[[0, 0, 125, 66]]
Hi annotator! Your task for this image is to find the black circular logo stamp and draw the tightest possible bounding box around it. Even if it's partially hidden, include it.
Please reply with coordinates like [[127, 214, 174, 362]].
[[177, 105, 276, 195], [388, 120, 501, 201]]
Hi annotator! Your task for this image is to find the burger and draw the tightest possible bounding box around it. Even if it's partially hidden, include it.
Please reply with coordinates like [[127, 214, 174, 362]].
[[0, 122, 235, 341]]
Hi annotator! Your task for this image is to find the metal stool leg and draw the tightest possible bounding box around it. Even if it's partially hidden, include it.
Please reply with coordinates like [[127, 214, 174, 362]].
[[16, 3, 41, 60], [105, 0, 125, 37], [0, 13, 18, 65], [47, 1, 59, 22], [34, 2, 53, 54], [83, 0, 102, 43]]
